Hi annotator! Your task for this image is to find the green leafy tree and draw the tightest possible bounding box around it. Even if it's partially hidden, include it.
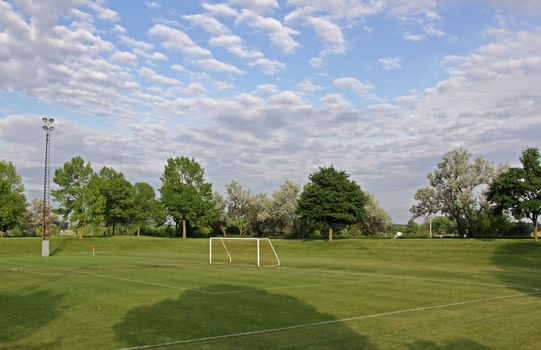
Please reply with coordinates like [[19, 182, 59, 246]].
[[225, 180, 250, 237], [0, 160, 27, 237], [488, 147, 541, 242], [426, 216, 455, 236], [90, 167, 134, 235], [297, 166, 367, 241], [211, 191, 228, 236], [270, 181, 301, 237], [52, 156, 94, 238], [25, 198, 60, 237], [160, 157, 214, 239], [247, 192, 272, 236], [410, 148, 496, 238], [361, 193, 392, 235], [410, 187, 439, 238], [133, 182, 163, 237]]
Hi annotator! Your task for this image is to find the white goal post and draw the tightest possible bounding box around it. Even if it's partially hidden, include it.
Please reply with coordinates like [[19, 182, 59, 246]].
[[209, 237, 281, 267]]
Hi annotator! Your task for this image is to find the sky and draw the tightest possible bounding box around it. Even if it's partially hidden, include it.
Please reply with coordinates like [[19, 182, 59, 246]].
[[0, 0, 540, 224]]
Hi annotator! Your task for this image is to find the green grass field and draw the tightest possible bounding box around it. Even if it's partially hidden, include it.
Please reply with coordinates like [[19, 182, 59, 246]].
[[1, 237, 541, 350]]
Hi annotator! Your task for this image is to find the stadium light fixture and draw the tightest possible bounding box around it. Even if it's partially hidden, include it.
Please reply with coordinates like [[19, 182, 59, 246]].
[[41, 117, 54, 257]]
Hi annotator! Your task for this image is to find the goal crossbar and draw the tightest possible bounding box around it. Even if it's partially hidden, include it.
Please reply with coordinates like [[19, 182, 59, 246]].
[[209, 237, 280, 267]]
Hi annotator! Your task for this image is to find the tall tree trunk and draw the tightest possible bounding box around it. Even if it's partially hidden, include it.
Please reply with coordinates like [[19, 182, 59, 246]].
[[182, 219, 186, 240], [328, 226, 333, 241], [429, 215, 432, 239], [137, 224, 140, 238], [79, 225, 84, 240], [533, 216, 538, 243], [220, 224, 227, 237], [112, 221, 116, 236], [175, 221, 177, 238]]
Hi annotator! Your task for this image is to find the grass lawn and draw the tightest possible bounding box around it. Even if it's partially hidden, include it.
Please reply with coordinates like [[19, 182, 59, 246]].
[[1, 236, 541, 349]]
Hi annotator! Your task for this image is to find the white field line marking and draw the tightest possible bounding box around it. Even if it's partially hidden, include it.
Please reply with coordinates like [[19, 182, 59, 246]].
[[65, 269, 215, 294], [7, 256, 537, 295], [57, 267, 396, 296], [279, 266, 540, 291], [8, 263, 398, 296], [10, 267, 64, 276], [115, 289, 541, 350], [208, 277, 400, 295]]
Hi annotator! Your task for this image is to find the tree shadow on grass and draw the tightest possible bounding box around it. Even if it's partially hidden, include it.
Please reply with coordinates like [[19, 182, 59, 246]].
[[0, 290, 64, 349], [50, 237, 70, 256], [490, 241, 541, 292], [114, 284, 377, 349]]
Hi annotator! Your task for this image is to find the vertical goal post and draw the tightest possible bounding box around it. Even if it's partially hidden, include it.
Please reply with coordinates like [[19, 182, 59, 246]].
[[209, 237, 281, 267]]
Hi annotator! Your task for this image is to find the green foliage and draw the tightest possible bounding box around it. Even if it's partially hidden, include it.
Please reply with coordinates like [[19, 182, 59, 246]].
[[427, 216, 456, 236], [159, 157, 214, 237], [488, 147, 541, 240], [410, 148, 497, 237], [0, 160, 27, 232], [270, 181, 301, 236], [133, 182, 163, 228], [52, 156, 94, 227], [225, 180, 250, 236], [297, 166, 367, 239], [91, 167, 134, 234], [361, 192, 392, 235], [247, 192, 272, 236], [210, 191, 228, 236]]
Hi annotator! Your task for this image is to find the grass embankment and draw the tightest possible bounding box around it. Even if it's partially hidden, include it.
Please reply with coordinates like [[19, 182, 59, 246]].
[[1, 237, 540, 349]]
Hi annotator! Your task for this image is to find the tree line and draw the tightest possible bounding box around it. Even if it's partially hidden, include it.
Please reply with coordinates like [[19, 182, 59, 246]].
[[0, 156, 391, 239], [1, 146, 539, 240]]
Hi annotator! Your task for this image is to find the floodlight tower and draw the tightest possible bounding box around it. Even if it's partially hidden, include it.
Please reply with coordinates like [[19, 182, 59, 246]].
[[41, 117, 54, 257]]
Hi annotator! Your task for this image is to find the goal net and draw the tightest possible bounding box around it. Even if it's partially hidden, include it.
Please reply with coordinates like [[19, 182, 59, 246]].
[[209, 237, 281, 267]]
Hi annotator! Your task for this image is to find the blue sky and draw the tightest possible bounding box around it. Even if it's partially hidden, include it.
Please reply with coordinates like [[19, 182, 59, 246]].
[[1, 0, 540, 223]]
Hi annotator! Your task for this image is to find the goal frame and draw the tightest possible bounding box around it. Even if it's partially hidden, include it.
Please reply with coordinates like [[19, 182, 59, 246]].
[[209, 237, 281, 267]]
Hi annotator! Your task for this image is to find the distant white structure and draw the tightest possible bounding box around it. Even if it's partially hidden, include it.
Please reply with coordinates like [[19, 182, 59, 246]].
[[394, 231, 403, 239]]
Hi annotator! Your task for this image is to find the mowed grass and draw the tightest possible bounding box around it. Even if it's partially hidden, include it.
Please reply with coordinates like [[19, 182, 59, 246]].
[[1, 237, 541, 350]]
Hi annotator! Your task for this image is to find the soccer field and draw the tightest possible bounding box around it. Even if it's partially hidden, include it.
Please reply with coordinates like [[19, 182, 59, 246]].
[[1, 237, 541, 350]]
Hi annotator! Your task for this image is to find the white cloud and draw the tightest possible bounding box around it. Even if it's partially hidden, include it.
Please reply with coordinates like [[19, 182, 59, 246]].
[[321, 93, 352, 110], [236, 10, 300, 54], [209, 34, 285, 74], [148, 24, 211, 57], [306, 16, 345, 53], [139, 67, 179, 85], [333, 77, 373, 96], [485, 0, 541, 17], [379, 56, 402, 70], [133, 48, 168, 61], [111, 51, 137, 65], [119, 35, 154, 51], [285, 0, 384, 20], [403, 32, 424, 42], [202, 2, 238, 17], [249, 57, 285, 74], [195, 58, 244, 74], [184, 14, 230, 35], [296, 79, 323, 93], [184, 83, 207, 95], [145, 1, 161, 9], [229, 0, 279, 13], [171, 64, 187, 72], [87, 1, 120, 22]]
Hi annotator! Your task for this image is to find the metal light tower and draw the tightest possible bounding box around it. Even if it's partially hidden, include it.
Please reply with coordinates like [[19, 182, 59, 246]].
[[42, 117, 54, 257]]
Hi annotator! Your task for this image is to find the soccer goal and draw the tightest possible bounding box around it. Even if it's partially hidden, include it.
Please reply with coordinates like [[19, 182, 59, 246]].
[[209, 237, 281, 267]]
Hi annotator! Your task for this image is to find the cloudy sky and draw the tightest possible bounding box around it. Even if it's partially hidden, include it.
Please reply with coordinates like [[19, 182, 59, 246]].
[[1, 0, 540, 223]]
